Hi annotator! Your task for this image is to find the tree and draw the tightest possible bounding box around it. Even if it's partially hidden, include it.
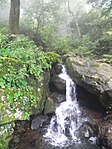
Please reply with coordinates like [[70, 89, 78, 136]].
[[21, 0, 64, 33], [67, 0, 82, 39], [87, 0, 111, 6], [9, 0, 20, 34]]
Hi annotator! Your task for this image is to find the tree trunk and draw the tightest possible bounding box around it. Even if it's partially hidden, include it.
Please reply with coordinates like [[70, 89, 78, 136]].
[[67, 0, 81, 39], [36, 0, 44, 33], [9, 0, 20, 34]]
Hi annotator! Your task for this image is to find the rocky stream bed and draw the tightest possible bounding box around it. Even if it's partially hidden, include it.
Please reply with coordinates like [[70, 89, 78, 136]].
[[8, 96, 112, 149], [8, 55, 112, 149]]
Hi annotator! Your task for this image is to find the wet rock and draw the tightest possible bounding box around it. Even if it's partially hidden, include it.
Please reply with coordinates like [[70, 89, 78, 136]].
[[103, 111, 112, 121], [52, 74, 66, 94], [49, 62, 66, 94], [98, 120, 112, 149], [31, 115, 48, 130], [43, 92, 66, 115], [54, 63, 63, 75], [50, 92, 66, 103], [65, 55, 112, 109], [44, 96, 57, 114], [78, 121, 98, 139]]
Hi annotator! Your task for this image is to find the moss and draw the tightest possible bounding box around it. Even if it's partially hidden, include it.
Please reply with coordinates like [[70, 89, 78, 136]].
[[93, 63, 99, 67], [44, 98, 56, 114]]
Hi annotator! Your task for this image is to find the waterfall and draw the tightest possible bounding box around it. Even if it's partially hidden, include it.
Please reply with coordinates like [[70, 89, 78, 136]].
[[44, 65, 86, 147]]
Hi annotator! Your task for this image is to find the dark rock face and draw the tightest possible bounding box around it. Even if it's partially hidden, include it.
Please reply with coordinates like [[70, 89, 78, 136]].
[[31, 115, 48, 130], [65, 55, 112, 109], [50, 92, 66, 103], [44, 63, 66, 114], [98, 120, 112, 149], [54, 63, 63, 75], [49, 62, 66, 94], [51, 74, 66, 94], [9, 119, 100, 149], [78, 121, 98, 139], [44, 92, 66, 114], [44, 96, 57, 114]]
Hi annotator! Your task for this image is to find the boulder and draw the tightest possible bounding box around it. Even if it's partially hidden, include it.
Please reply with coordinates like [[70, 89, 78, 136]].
[[54, 63, 63, 74], [44, 96, 57, 114], [65, 55, 112, 109], [98, 120, 112, 149], [31, 115, 48, 130], [51, 74, 66, 94], [44, 92, 66, 115], [50, 92, 66, 103]]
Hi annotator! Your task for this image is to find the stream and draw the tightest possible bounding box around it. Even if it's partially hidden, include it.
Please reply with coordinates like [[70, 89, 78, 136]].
[[43, 65, 100, 149], [9, 65, 110, 149]]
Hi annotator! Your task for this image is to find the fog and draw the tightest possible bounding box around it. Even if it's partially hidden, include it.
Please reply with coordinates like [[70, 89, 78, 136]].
[[0, 3, 9, 24], [0, 0, 110, 38], [0, 0, 89, 26]]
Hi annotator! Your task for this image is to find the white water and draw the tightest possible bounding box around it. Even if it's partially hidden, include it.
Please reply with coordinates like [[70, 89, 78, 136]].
[[44, 65, 85, 147]]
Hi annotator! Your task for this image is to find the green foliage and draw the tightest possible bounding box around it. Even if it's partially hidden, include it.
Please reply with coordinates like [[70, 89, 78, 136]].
[[0, 32, 8, 48], [0, 124, 13, 149], [94, 34, 112, 55], [103, 54, 112, 64], [0, 29, 61, 148], [39, 23, 58, 48], [0, 33, 60, 123], [52, 35, 74, 54], [45, 52, 61, 64], [7, 35, 37, 50], [40, 24, 74, 54], [71, 36, 95, 56], [71, 33, 112, 57]]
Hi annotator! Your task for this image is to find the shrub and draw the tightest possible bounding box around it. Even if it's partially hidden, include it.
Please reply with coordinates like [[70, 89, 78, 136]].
[[72, 36, 95, 57], [0, 31, 61, 148], [0, 34, 61, 123], [94, 34, 112, 55]]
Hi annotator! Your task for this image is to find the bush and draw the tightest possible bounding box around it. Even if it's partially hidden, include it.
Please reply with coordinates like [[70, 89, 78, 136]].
[[72, 36, 95, 57], [39, 24, 74, 54], [103, 54, 112, 64], [94, 34, 112, 55], [0, 33, 61, 122], [52, 35, 74, 54], [0, 30, 61, 148]]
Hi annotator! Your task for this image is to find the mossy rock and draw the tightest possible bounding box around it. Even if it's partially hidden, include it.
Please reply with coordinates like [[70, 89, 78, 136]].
[[44, 97, 57, 114], [65, 55, 112, 109]]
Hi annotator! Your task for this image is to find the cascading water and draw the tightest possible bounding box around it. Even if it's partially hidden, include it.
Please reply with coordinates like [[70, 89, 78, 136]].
[[44, 65, 95, 148]]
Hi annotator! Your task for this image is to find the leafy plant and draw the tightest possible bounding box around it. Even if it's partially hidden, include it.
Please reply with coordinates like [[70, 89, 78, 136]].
[[0, 30, 61, 148], [40, 24, 74, 54], [0, 124, 13, 149], [103, 54, 112, 64], [0, 33, 8, 48], [94, 34, 112, 55], [0, 33, 61, 123]]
